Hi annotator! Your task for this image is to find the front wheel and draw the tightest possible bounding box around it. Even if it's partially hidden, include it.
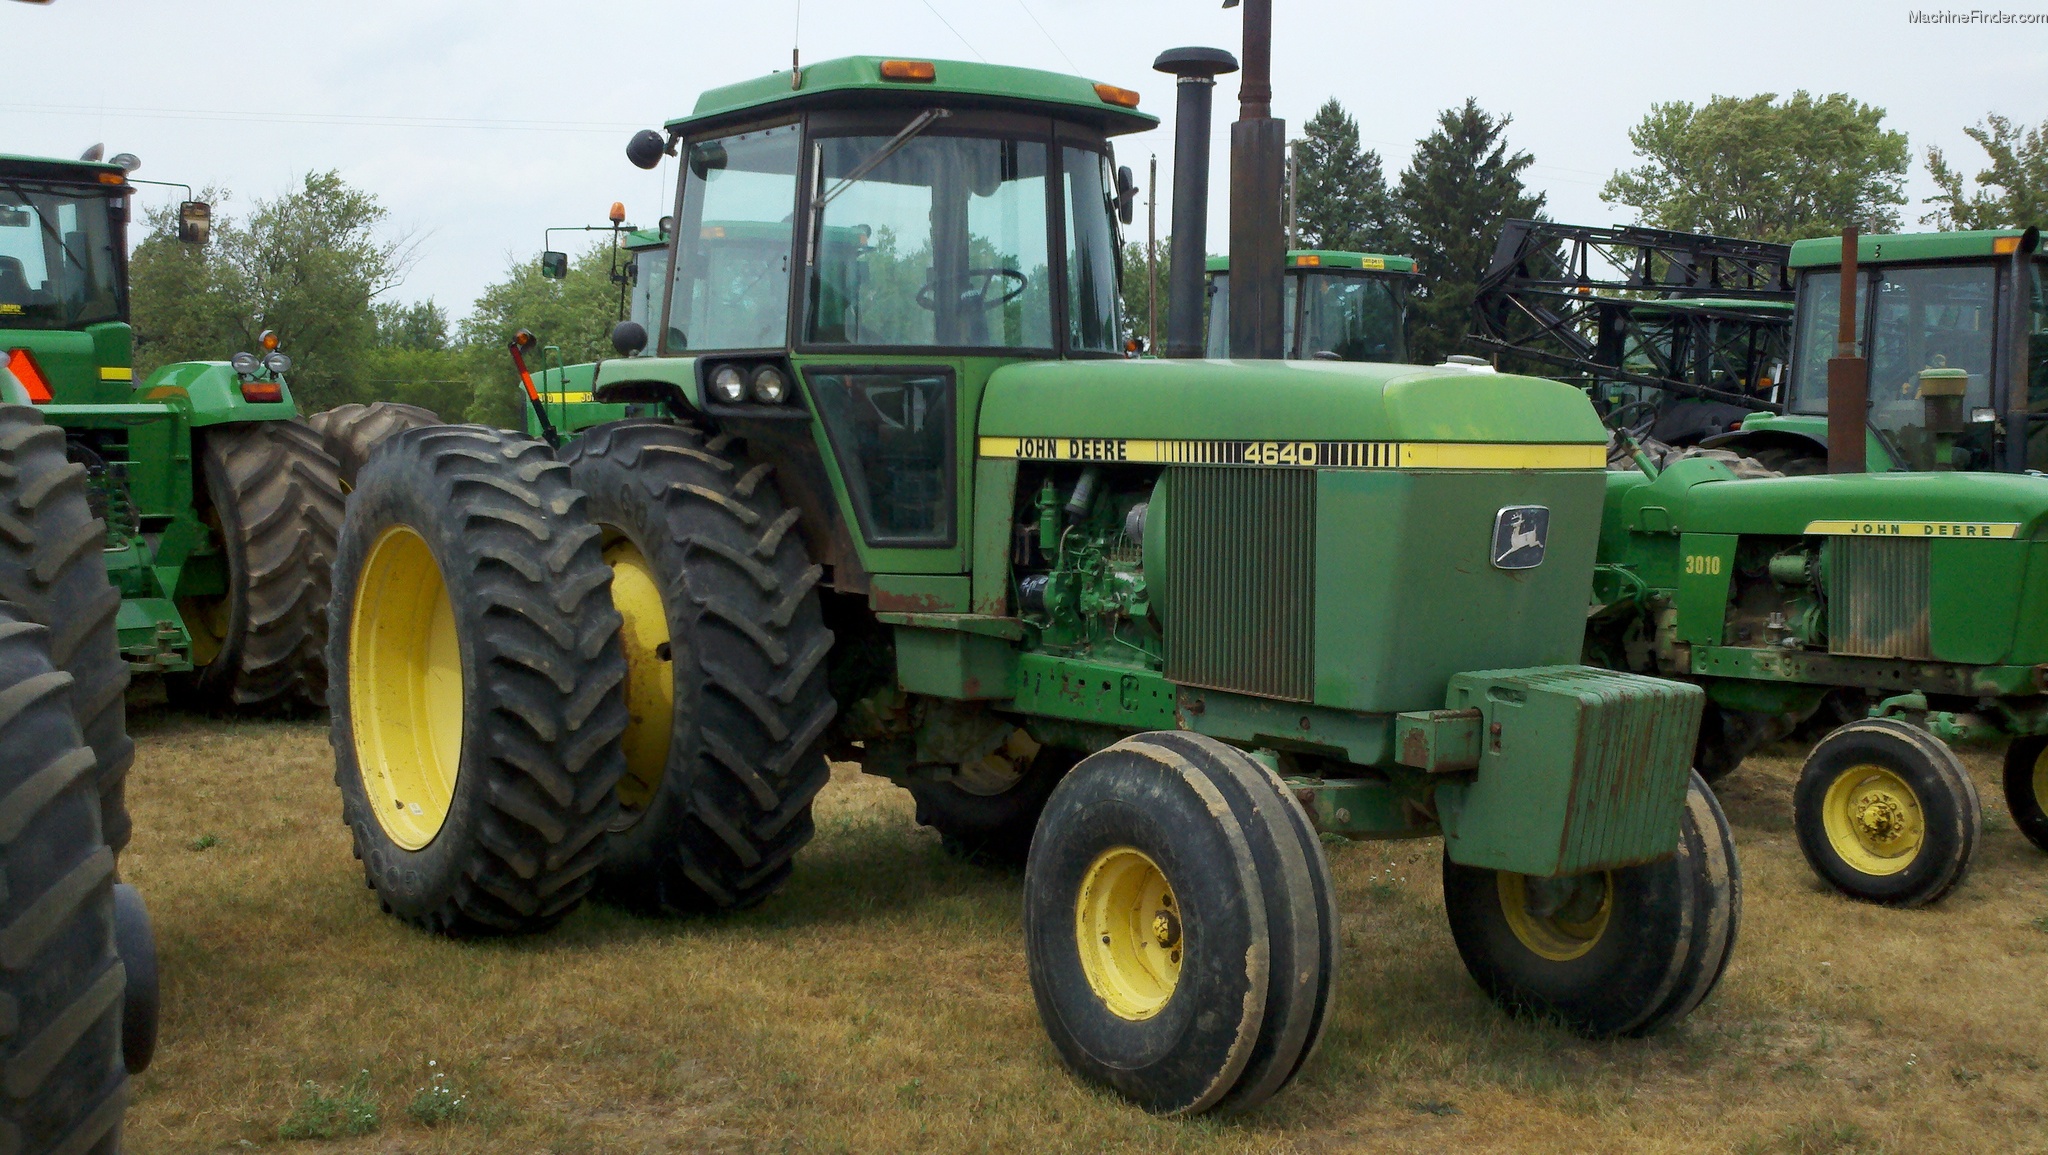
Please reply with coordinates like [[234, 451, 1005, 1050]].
[[1024, 732, 1337, 1115], [1444, 770, 1740, 1038], [2003, 736, 2048, 853], [1793, 718, 1979, 906]]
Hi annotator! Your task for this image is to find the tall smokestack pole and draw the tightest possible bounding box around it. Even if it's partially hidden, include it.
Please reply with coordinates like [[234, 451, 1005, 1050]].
[[1153, 46, 1238, 359], [1226, 0, 1285, 359], [1826, 228, 1867, 474]]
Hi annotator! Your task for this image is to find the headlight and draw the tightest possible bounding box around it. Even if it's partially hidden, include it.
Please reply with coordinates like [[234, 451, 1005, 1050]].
[[263, 351, 292, 375], [709, 364, 746, 404], [750, 364, 789, 404], [230, 351, 258, 376]]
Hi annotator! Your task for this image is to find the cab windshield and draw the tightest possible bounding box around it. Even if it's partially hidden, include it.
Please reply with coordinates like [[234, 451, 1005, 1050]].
[[1791, 263, 2000, 464], [805, 131, 1057, 349], [0, 180, 124, 330], [1205, 270, 1409, 361]]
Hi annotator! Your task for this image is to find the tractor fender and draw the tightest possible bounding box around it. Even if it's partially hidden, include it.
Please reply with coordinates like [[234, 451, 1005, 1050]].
[[133, 360, 300, 425], [1697, 426, 1828, 457], [594, 355, 700, 411]]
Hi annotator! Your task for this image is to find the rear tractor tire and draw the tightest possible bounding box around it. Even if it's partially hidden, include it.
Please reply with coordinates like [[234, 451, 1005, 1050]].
[[329, 425, 629, 934], [0, 604, 131, 1154], [2002, 735, 2048, 853], [910, 737, 1080, 865], [0, 406, 135, 853], [1024, 732, 1338, 1115], [1443, 770, 1740, 1038], [176, 420, 345, 713], [561, 420, 836, 914], [307, 401, 443, 489], [1793, 718, 1980, 907]]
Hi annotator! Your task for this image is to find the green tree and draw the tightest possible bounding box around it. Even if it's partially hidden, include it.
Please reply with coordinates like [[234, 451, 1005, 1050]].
[[458, 242, 627, 426], [1924, 114, 2048, 230], [1291, 99, 1399, 254], [1117, 238, 1172, 352], [1601, 92, 1908, 243], [373, 299, 450, 350], [1395, 99, 1547, 365], [128, 171, 413, 410]]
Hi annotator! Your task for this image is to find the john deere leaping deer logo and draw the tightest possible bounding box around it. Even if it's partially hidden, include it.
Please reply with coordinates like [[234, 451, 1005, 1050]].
[[1492, 505, 1549, 570]]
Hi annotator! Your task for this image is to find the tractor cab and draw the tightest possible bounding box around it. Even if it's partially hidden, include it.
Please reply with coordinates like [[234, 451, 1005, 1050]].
[[1202, 249, 1416, 362], [1711, 228, 2046, 473], [0, 154, 134, 401]]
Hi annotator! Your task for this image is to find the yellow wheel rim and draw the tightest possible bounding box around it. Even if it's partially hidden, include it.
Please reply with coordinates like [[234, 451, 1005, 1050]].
[[349, 526, 463, 850], [606, 537, 673, 814], [1075, 847, 1183, 1020], [1822, 763, 1925, 876], [2032, 745, 2048, 810], [1498, 871, 1613, 962], [176, 595, 228, 667]]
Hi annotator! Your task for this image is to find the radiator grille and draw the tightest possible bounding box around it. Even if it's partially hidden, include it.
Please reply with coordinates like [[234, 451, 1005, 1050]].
[[1163, 467, 1315, 701], [1827, 537, 1932, 659]]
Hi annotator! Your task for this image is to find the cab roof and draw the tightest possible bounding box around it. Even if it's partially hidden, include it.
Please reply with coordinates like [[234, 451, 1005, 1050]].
[[1787, 228, 2036, 269], [665, 56, 1159, 139], [0, 153, 129, 187], [1206, 250, 1418, 274]]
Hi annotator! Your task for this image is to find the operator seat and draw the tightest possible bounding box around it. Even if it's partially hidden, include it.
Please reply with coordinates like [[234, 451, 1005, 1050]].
[[0, 257, 29, 305]]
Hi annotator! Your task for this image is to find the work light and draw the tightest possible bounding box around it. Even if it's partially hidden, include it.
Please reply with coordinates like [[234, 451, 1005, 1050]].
[[709, 364, 747, 404]]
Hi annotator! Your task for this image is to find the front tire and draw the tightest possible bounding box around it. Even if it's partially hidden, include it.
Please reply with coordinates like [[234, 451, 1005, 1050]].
[[561, 420, 837, 914], [0, 604, 129, 1154], [178, 421, 344, 713], [2002, 736, 2048, 853], [1444, 770, 1740, 1038], [1793, 718, 1979, 906], [329, 425, 628, 935], [1024, 732, 1335, 1115]]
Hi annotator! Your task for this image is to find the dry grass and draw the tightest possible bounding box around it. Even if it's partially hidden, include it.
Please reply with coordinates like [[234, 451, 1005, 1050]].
[[118, 708, 2048, 1154]]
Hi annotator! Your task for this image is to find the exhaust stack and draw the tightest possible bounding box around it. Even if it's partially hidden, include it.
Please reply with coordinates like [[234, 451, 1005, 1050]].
[[1227, 0, 1286, 359], [1826, 228, 1867, 474], [1152, 47, 1238, 358]]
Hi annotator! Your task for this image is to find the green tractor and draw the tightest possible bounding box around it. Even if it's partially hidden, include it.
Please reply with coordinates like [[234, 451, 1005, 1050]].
[[1705, 228, 2043, 474], [329, 55, 1738, 1114], [0, 151, 346, 712], [1201, 249, 1417, 361], [1587, 234, 2048, 907]]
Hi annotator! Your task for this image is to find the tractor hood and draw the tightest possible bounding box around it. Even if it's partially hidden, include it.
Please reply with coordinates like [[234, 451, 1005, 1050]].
[[977, 359, 1607, 447], [1606, 457, 2048, 539]]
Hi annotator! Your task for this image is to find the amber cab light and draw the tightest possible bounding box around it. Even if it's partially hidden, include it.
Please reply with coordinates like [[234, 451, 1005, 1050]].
[[1094, 83, 1141, 109], [1994, 235, 2022, 255], [240, 381, 284, 404], [880, 60, 937, 82], [5, 348, 52, 402], [1290, 254, 1322, 267]]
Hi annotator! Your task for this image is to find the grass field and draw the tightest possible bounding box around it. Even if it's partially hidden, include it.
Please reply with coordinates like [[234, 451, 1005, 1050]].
[[118, 708, 2048, 1154]]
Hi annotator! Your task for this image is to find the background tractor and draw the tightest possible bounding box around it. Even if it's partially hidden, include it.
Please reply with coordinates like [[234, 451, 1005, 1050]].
[[1586, 235, 2048, 908], [0, 151, 346, 712], [1201, 249, 1418, 362], [328, 53, 1737, 1115]]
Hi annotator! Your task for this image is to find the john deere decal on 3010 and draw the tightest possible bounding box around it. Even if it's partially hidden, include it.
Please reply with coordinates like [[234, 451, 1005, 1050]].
[[326, 55, 1737, 1115]]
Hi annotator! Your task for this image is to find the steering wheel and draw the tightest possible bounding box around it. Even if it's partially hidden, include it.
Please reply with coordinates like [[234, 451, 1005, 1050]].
[[915, 267, 1029, 312], [1605, 399, 1661, 442]]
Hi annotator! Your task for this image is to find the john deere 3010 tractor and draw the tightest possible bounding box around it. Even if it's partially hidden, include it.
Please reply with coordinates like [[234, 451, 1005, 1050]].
[[1588, 235, 2048, 908], [0, 151, 345, 711], [330, 56, 1737, 1114]]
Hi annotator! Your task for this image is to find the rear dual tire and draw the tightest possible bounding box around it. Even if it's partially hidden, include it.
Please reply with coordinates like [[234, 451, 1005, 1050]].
[[307, 401, 443, 488], [329, 425, 629, 934], [1024, 732, 1337, 1115]]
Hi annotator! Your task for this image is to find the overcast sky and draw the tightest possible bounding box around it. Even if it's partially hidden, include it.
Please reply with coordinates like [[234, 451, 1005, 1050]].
[[7, 0, 2043, 322]]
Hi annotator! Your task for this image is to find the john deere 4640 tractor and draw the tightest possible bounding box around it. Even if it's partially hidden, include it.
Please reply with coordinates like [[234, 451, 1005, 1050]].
[[329, 57, 1737, 1114], [0, 151, 345, 711]]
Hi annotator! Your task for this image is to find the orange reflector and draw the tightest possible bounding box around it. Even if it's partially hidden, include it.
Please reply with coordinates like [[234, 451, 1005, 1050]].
[[1290, 254, 1321, 267], [5, 348, 51, 402], [1094, 83, 1141, 109], [880, 60, 936, 82], [240, 381, 284, 404], [1995, 235, 2022, 254]]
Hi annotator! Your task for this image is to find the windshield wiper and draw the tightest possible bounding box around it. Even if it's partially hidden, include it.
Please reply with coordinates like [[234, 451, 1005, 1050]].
[[807, 108, 949, 266]]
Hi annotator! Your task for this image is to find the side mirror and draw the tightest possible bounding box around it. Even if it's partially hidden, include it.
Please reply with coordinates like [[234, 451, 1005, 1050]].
[[611, 320, 648, 356], [626, 129, 667, 171], [177, 201, 211, 246], [539, 251, 569, 280], [1115, 165, 1139, 226]]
